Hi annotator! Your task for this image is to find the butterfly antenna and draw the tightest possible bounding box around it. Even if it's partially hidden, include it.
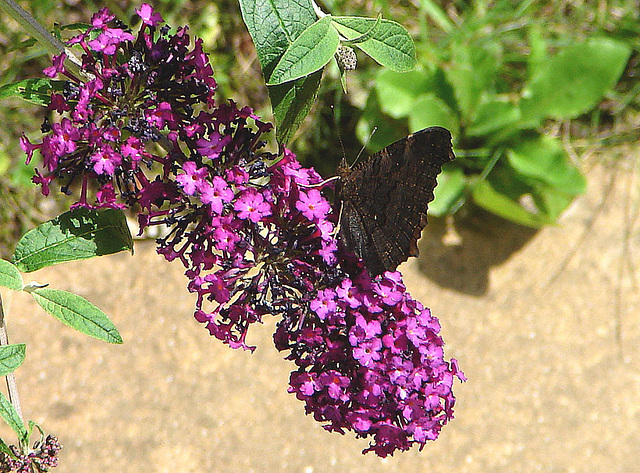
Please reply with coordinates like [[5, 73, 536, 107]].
[[351, 126, 377, 167], [330, 104, 348, 165]]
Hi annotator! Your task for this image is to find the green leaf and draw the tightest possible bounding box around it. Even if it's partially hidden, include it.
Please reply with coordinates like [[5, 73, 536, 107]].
[[0, 392, 27, 443], [429, 166, 466, 216], [355, 92, 407, 153], [507, 136, 586, 195], [270, 70, 323, 144], [238, 0, 318, 144], [0, 344, 26, 377], [30, 288, 122, 343], [526, 25, 547, 79], [0, 78, 64, 106], [427, 67, 458, 116], [331, 16, 416, 72], [472, 179, 548, 228], [267, 16, 340, 86], [533, 186, 576, 222], [521, 38, 631, 121], [0, 438, 12, 456], [0, 260, 23, 291], [408, 94, 459, 138], [467, 97, 521, 137], [238, 0, 316, 75], [12, 208, 133, 273], [340, 14, 381, 45], [374, 69, 431, 118], [445, 40, 501, 120]]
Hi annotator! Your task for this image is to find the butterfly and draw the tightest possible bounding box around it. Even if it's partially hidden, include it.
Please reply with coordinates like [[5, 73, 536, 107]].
[[335, 126, 455, 277]]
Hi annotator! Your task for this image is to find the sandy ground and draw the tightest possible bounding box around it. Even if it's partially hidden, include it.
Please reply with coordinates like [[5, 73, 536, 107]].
[[1, 153, 639, 472]]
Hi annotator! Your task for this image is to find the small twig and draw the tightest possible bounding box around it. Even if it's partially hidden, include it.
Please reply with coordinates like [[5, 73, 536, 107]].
[[0, 292, 23, 421], [615, 158, 640, 358]]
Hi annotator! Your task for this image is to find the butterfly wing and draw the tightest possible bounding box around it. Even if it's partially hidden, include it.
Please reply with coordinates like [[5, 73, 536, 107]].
[[338, 126, 454, 277]]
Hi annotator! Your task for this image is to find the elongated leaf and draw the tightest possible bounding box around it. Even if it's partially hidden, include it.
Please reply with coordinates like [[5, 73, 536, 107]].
[[267, 16, 339, 85], [507, 136, 586, 195], [238, 0, 318, 144], [238, 0, 316, 74], [342, 14, 381, 44], [331, 16, 416, 72], [0, 438, 11, 455], [533, 186, 576, 223], [0, 344, 26, 377], [0, 392, 26, 443], [419, 0, 454, 32], [270, 70, 323, 144], [374, 69, 431, 118], [472, 179, 551, 228], [30, 288, 122, 343], [0, 260, 23, 291], [445, 39, 502, 120], [0, 78, 64, 106], [467, 97, 521, 137], [12, 208, 133, 273], [521, 38, 631, 122]]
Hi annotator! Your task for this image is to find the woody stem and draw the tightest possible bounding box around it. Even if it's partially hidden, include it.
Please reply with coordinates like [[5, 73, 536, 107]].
[[0, 292, 23, 421]]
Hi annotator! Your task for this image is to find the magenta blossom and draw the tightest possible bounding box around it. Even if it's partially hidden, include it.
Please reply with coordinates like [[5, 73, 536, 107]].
[[177, 161, 209, 195], [296, 188, 332, 221], [233, 189, 271, 223]]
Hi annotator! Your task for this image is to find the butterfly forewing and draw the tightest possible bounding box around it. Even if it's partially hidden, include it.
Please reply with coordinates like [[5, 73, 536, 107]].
[[337, 126, 455, 277]]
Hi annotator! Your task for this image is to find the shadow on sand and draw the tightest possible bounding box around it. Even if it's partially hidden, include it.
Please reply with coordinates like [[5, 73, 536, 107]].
[[418, 208, 539, 296]]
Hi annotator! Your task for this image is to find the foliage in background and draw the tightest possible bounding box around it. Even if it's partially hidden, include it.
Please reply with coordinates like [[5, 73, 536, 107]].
[[354, 0, 637, 227], [0, 0, 638, 465]]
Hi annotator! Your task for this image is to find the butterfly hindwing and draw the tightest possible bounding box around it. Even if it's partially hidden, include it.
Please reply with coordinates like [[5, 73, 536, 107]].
[[337, 126, 455, 277]]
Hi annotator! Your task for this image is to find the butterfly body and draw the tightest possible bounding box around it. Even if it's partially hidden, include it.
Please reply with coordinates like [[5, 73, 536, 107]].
[[336, 126, 455, 277]]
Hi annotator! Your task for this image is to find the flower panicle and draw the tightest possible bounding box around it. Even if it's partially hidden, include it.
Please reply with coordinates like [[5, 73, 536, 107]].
[[22, 4, 464, 456]]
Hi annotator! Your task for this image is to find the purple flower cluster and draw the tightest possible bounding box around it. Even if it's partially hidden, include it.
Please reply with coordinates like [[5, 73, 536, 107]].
[[281, 268, 466, 456], [21, 5, 464, 456], [0, 435, 61, 472]]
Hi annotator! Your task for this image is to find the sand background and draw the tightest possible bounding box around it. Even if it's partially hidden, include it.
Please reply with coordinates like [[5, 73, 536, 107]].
[[1, 154, 639, 472]]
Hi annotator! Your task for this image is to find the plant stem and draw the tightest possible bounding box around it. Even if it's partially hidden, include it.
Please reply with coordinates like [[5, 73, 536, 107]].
[[0, 292, 23, 421], [0, 0, 82, 73]]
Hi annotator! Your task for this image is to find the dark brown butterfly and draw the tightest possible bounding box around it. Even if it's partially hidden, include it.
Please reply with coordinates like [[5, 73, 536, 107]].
[[335, 126, 455, 277]]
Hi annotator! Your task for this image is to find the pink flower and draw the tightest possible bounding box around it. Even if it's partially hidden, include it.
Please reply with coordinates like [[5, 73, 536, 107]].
[[20, 134, 41, 164], [318, 371, 350, 401], [233, 190, 271, 223], [136, 3, 164, 26], [43, 53, 66, 78], [296, 189, 331, 221], [196, 131, 231, 159], [200, 176, 234, 213], [336, 278, 361, 308], [213, 227, 239, 252], [310, 288, 337, 320], [177, 161, 208, 195], [145, 102, 174, 129], [91, 147, 121, 175]]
